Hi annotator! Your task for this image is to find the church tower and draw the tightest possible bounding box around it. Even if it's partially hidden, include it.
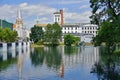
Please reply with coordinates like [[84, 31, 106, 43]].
[[16, 9, 23, 29], [13, 9, 24, 40]]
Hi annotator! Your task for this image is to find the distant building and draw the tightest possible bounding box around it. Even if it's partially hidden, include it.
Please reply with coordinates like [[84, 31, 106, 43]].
[[62, 23, 98, 42], [53, 9, 64, 25], [0, 19, 13, 30], [35, 9, 98, 43], [35, 24, 47, 32], [13, 9, 30, 41]]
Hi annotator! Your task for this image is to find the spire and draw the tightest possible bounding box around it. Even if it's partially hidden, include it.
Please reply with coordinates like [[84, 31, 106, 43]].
[[17, 9, 22, 19]]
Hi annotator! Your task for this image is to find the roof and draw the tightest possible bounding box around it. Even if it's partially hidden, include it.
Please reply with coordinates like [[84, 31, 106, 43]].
[[83, 24, 98, 27], [53, 12, 60, 14], [62, 24, 79, 27], [35, 24, 47, 27]]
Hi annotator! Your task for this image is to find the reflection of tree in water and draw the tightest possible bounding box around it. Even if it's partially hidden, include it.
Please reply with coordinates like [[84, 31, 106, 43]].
[[45, 47, 62, 70], [64, 46, 79, 55], [91, 46, 120, 80], [0, 58, 16, 72], [30, 47, 62, 70], [30, 47, 45, 67]]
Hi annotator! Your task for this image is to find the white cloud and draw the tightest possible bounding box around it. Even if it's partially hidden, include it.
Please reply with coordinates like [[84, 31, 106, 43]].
[[64, 11, 91, 23], [59, 1, 82, 4], [79, 5, 89, 9], [0, 3, 56, 28], [0, 2, 91, 29]]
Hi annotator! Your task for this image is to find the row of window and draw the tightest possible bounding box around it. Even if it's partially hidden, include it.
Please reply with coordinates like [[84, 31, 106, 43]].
[[63, 27, 98, 30], [63, 27, 78, 30], [82, 27, 98, 30], [63, 31, 97, 34], [63, 31, 78, 33], [83, 31, 97, 34]]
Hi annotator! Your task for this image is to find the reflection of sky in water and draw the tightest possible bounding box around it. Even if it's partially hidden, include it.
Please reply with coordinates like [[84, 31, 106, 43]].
[[0, 45, 99, 80]]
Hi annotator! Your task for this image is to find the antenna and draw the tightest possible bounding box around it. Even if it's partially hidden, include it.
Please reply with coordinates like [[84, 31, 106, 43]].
[[35, 16, 40, 24]]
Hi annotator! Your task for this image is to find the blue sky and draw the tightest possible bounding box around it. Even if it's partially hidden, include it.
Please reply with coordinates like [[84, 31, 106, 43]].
[[0, 0, 91, 29]]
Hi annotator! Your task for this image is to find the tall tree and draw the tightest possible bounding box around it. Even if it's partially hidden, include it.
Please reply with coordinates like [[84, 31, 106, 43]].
[[64, 34, 80, 46], [90, 0, 120, 47], [30, 25, 44, 43], [0, 28, 18, 42], [44, 22, 62, 46], [90, 0, 120, 25]]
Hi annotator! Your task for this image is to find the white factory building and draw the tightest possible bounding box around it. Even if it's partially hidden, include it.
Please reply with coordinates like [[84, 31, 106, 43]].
[[36, 9, 98, 43], [61, 23, 98, 43]]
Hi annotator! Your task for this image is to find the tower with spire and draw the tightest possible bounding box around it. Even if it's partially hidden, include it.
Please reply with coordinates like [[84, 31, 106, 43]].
[[13, 9, 24, 41], [16, 9, 23, 29]]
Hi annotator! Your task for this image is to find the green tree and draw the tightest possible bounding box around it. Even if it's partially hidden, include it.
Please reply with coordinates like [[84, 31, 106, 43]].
[[90, 0, 119, 25], [0, 28, 18, 42], [64, 34, 74, 46], [73, 37, 80, 46], [64, 34, 80, 46], [30, 25, 44, 43], [90, 0, 120, 48], [44, 22, 62, 46]]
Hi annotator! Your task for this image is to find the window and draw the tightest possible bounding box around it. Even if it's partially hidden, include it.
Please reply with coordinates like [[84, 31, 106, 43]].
[[76, 27, 77, 29], [71, 27, 73, 29]]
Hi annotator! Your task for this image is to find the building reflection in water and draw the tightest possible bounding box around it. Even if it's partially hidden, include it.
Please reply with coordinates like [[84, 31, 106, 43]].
[[61, 46, 99, 67], [30, 46, 99, 79], [17, 47, 23, 80], [17, 44, 30, 80]]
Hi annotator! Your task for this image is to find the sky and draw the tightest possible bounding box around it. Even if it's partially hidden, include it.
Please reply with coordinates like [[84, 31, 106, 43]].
[[0, 0, 92, 29]]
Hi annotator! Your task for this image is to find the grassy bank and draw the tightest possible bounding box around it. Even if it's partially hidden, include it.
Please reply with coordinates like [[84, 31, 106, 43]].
[[30, 44, 44, 48]]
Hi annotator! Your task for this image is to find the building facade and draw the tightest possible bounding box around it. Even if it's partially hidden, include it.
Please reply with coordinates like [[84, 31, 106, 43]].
[[53, 10, 64, 25], [35, 9, 98, 43], [13, 9, 30, 41], [62, 23, 98, 42]]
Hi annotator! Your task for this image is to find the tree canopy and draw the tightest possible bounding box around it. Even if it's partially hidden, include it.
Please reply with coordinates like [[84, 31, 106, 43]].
[[90, 0, 120, 25], [0, 28, 18, 42], [44, 22, 62, 46], [30, 25, 44, 43], [90, 0, 120, 47], [64, 34, 80, 46]]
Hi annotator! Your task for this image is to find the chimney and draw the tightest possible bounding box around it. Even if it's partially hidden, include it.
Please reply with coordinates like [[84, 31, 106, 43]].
[[60, 9, 64, 25]]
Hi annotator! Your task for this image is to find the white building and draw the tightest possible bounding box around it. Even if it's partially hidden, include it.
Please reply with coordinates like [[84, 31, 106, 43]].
[[13, 9, 30, 41], [62, 23, 98, 43], [53, 10, 64, 25], [35, 9, 98, 43]]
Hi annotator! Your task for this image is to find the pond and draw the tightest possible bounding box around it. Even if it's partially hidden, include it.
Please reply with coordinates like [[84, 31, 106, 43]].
[[0, 45, 120, 80]]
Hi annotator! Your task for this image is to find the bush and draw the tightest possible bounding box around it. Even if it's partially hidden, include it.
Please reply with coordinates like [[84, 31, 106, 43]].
[[36, 40, 44, 45], [113, 49, 120, 56]]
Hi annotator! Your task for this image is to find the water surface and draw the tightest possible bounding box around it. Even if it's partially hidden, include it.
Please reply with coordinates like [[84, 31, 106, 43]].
[[0, 45, 99, 80]]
